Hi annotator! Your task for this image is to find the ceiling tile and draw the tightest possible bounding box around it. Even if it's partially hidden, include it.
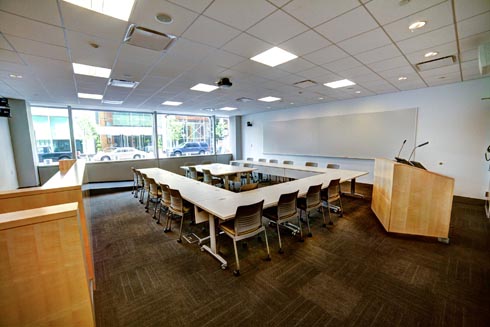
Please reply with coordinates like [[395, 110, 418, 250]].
[[396, 25, 456, 54], [112, 44, 163, 81], [364, 0, 446, 25], [66, 30, 119, 69], [405, 42, 457, 65], [222, 33, 272, 58], [204, 0, 276, 30], [336, 65, 375, 80], [230, 60, 290, 80], [419, 62, 460, 78], [460, 48, 478, 62], [457, 11, 490, 39], [383, 1, 454, 42], [0, 34, 13, 51], [6, 35, 68, 62], [0, 49, 23, 64], [454, 0, 490, 22], [182, 15, 241, 48], [368, 56, 411, 73], [315, 6, 378, 43], [279, 30, 331, 56], [75, 75, 108, 93], [303, 45, 348, 65], [424, 71, 461, 86], [337, 28, 392, 55], [322, 57, 363, 74], [202, 49, 246, 69], [461, 59, 482, 80], [130, 0, 199, 37], [246, 10, 309, 44], [60, 1, 128, 42], [0, 11, 65, 47], [277, 58, 315, 74], [167, 0, 214, 13], [267, 0, 291, 7], [354, 44, 402, 65], [377, 65, 419, 79], [283, 0, 360, 27], [296, 66, 332, 80], [0, 0, 61, 26], [458, 30, 490, 51]]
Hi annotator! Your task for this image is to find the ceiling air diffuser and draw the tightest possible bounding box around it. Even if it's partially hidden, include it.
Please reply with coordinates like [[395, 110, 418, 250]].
[[415, 55, 456, 72], [124, 24, 176, 51]]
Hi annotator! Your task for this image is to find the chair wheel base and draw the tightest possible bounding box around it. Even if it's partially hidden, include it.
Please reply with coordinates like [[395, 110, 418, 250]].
[[307, 232, 313, 237], [299, 238, 304, 243], [322, 223, 327, 228], [177, 239, 182, 243], [265, 256, 271, 261], [233, 270, 240, 276], [163, 228, 170, 233]]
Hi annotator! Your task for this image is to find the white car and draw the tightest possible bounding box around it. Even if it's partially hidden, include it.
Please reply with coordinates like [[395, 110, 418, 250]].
[[93, 147, 146, 161]]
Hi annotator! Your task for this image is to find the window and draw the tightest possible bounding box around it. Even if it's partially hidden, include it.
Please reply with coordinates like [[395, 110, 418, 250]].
[[215, 117, 231, 154], [157, 114, 213, 157], [31, 107, 73, 164], [72, 110, 154, 161]]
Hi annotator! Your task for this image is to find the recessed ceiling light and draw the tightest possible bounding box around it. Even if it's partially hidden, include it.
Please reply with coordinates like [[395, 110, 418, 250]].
[[409, 21, 426, 30], [219, 107, 237, 111], [108, 78, 139, 88], [201, 108, 216, 112], [190, 83, 219, 92], [355, 91, 361, 94], [156, 12, 172, 24], [318, 97, 324, 100], [250, 47, 298, 67], [290, 102, 294, 105], [266, 106, 271, 109], [398, 76, 408, 81], [258, 96, 281, 102], [78, 92, 103, 100], [73, 63, 111, 78], [324, 79, 356, 89], [9, 74, 22, 78], [424, 51, 439, 58], [62, 0, 135, 21], [102, 100, 123, 104], [162, 101, 182, 106]]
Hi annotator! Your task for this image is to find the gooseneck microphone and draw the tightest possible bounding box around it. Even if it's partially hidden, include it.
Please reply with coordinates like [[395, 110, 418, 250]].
[[397, 139, 407, 158], [408, 141, 429, 162]]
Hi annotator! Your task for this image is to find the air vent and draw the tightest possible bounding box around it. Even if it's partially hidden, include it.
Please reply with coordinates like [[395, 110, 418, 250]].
[[236, 97, 254, 103], [415, 55, 456, 71], [293, 79, 317, 88], [108, 78, 139, 88], [124, 24, 176, 51]]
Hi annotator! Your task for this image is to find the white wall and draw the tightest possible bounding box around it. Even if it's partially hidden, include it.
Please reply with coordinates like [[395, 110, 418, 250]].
[[242, 78, 490, 199], [0, 118, 18, 190]]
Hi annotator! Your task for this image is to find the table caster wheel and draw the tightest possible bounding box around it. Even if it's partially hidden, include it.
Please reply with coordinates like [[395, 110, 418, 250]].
[[233, 270, 240, 276], [437, 237, 450, 244], [221, 264, 227, 270]]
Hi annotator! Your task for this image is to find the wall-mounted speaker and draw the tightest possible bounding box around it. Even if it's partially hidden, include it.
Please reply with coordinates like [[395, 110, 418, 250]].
[[247, 121, 253, 127]]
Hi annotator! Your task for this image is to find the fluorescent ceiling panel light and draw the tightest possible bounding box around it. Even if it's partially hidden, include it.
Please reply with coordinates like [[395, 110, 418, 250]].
[[324, 79, 356, 89], [78, 92, 103, 100], [162, 101, 182, 106], [9, 74, 22, 78], [219, 107, 237, 111], [409, 21, 426, 30], [190, 83, 219, 92], [73, 63, 111, 78], [258, 96, 281, 102], [108, 78, 139, 88], [102, 100, 123, 104], [424, 51, 438, 58], [63, 0, 135, 21], [250, 47, 298, 67]]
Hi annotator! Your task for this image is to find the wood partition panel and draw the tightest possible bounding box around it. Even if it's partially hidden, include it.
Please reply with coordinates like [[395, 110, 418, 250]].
[[0, 203, 94, 326], [371, 158, 454, 240], [0, 161, 94, 283]]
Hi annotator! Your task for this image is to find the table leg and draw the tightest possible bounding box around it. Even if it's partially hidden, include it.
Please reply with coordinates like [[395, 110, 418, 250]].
[[246, 173, 251, 184], [342, 178, 364, 198], [200, 213, 228, 269], [223, 175, 230, 190]]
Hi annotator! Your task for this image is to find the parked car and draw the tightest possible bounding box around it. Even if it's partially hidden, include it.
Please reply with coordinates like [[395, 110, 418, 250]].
[[169, 142, 209, 156], [92, 147, 146, 161], [37, 146, 76, 163]]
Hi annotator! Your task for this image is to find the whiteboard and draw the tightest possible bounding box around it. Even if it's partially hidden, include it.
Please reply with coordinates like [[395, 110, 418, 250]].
[[263, 108, 418, 159]]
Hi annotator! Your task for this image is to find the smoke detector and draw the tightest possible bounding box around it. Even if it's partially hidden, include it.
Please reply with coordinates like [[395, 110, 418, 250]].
[[124, 24, 176, 51]]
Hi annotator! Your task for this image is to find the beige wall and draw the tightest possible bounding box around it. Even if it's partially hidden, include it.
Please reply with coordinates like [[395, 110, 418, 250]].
[[0, 118, 18, 190]]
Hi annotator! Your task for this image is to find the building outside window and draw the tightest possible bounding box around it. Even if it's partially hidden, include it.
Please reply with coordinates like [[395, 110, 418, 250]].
[[215, 117, 231, 154]]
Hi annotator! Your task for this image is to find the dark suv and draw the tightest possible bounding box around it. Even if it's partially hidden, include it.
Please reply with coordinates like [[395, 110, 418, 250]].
[[170, 142, 209, 156]]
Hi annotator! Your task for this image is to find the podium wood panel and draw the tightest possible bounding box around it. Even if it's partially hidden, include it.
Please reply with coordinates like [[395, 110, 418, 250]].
[[371, 158, 454, 239]]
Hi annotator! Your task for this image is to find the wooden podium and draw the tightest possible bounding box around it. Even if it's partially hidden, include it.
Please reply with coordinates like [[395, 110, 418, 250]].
[[371, 158, 454, 242]]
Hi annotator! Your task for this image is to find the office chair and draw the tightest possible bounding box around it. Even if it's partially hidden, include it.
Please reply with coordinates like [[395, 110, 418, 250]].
[[219, 200, 270, 276], [145, 177, 162, 219], [305, 162, 318, 167], [297, 184, 324, 237], [263, 190, 301, 253], [326, 163, 340, 169], [202, 168, 222, 187], [321, 178, 343, 226], [157, 183, 171, 226], [168, 188, 193, 242]]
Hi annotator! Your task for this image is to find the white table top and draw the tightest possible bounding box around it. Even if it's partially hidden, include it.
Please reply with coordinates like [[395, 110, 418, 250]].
[[181, 163, 255, 177]]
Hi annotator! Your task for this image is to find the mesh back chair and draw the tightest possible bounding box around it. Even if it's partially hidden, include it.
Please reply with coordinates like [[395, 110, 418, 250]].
[[239, 182, 258, 192], [146, 177, 162, 219], [296, 184, 324, 237], [202, 168, 222, 186], [230, 161, 240, 166], [187, 166, 202, 181], [132, 168, 143, 198], [326, 163, 340, 169], [241, 163, 254, 185], [219, 200, 270, 276], [305, 162, 318, 167], [321, 178, 343, 226], [168, 188, 193, 242], [157, 183, 171, 226], [140, 173, 150, 204], [263, 190, 301, 253]]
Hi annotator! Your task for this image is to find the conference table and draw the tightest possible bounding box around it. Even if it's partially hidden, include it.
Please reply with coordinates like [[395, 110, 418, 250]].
[[180, 163, 256, 190], [140, 163, 367, 269]]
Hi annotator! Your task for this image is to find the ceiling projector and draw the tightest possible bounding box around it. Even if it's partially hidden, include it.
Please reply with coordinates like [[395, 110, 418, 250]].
[[216, 77, 232, 88]]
